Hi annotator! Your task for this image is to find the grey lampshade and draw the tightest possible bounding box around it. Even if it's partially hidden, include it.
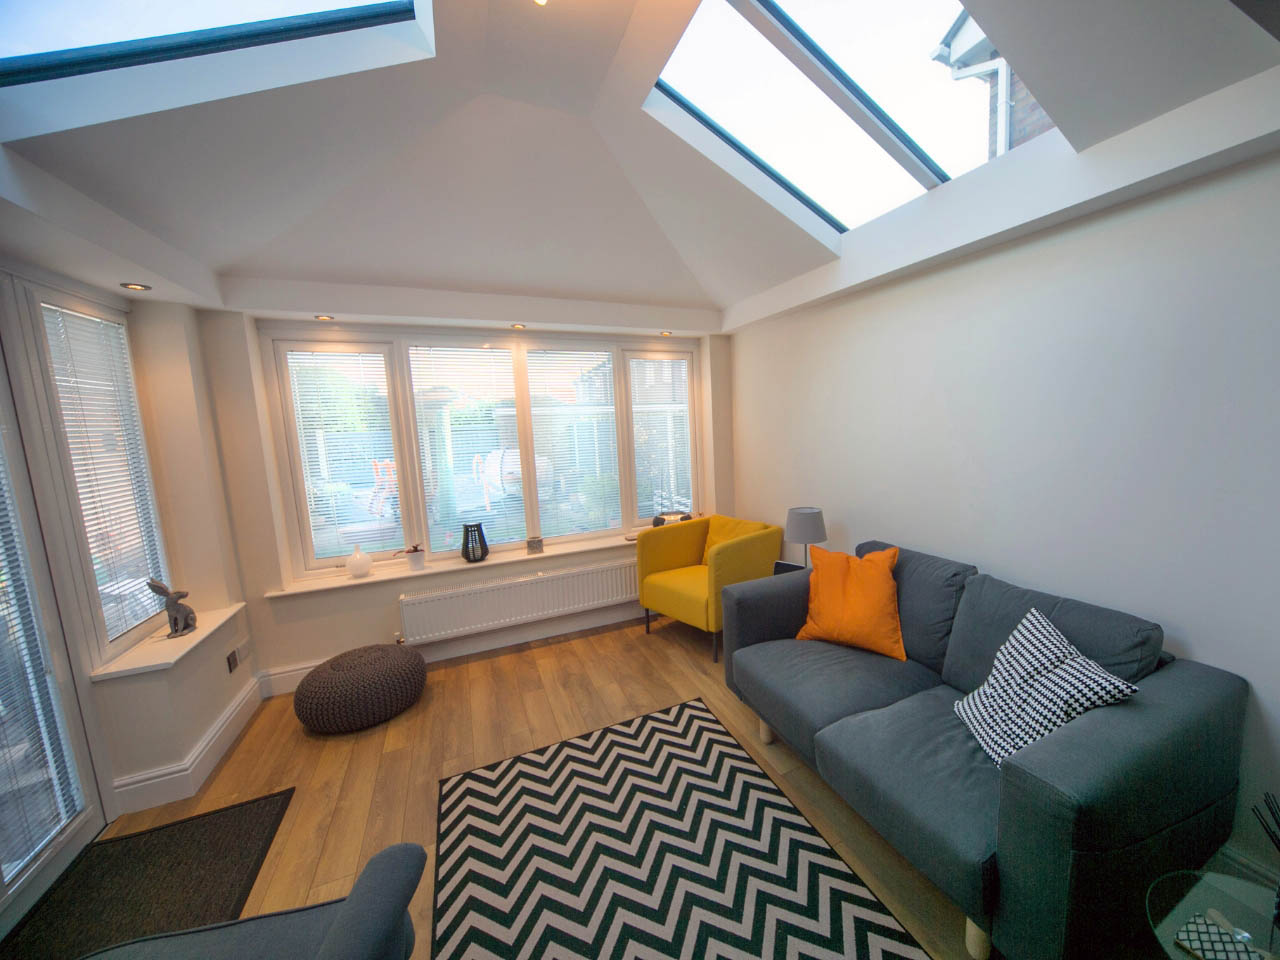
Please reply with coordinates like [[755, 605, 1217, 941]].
[[784, 507, 827, 544]]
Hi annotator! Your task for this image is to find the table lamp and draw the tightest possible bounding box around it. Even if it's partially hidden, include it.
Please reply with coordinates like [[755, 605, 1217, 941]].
[[785, 507, 827, 567]]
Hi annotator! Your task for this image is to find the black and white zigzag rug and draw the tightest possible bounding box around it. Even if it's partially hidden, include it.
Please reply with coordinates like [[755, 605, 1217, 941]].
[[432, 699, 927, 959]]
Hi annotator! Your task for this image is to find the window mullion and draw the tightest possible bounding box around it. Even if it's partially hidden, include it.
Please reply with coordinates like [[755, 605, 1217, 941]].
[[614, 348, 639, 529], [387, 339, 426, 551], [511, 343, 541, 542]]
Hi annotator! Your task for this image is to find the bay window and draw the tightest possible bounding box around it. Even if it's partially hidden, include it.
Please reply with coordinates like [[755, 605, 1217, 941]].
[[266, 327, 699, 575]]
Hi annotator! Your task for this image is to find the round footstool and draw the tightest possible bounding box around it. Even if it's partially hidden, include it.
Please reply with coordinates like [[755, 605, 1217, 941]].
[[294, 643, 426, 734]]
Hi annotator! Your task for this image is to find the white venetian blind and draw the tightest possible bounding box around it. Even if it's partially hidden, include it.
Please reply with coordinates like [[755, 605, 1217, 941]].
[[284, 350, 404, 561], [0, 433, 83, 880], [527, 350, 621, 538], [630, 356, 694, 519], [408, 346, 526, 554], [42, 305, 169, 640]]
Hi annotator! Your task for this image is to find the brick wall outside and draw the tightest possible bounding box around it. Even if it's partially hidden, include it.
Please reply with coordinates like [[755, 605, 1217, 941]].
[[985, 70, 1055, 158]]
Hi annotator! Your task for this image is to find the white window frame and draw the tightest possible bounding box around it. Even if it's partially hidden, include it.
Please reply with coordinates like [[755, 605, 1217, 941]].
[[259, 321, 702, 579], [0, 277, 168, 667], [268, 339, 418, 573], [622, 348, 702, 527]]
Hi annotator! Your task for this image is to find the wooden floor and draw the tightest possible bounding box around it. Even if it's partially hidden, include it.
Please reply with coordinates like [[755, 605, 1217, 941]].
[[102, 617, 970, 959]]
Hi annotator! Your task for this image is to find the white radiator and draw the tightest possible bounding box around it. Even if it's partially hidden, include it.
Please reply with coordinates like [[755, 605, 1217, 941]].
[[400, 559, 639, 644]]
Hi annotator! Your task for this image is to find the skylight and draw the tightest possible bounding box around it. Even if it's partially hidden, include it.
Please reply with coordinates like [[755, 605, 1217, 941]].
[[659, 0, 924, 233], [656, 0, 1058, 234], [0, 0, 416, 85]]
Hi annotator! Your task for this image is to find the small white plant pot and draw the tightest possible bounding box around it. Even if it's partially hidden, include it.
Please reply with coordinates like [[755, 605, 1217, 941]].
[[346, 545, 373, 579], [406, 551, 426, 572]]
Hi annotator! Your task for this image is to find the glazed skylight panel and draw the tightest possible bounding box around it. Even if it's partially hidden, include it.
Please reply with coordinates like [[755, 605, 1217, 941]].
[[0, 1, 371, 58], [658, 0, 924, 231], [41, 306, 168, 640]]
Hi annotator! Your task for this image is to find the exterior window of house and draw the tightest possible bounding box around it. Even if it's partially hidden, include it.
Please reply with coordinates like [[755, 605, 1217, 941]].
[[527, 350, 622, 539], [282, 348, 405, 563], [41, 305, 169, 640], [629, 356, 694, 520], [267, 330, 701, 576], [408, 346, 526, 555]]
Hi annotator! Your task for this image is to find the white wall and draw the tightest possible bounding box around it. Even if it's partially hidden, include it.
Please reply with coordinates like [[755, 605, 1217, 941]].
[[731, 150, 1280, 871]]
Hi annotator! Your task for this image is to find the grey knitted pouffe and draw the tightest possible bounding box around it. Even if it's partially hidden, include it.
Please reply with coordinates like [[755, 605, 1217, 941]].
[[293, 643, 426, 734]]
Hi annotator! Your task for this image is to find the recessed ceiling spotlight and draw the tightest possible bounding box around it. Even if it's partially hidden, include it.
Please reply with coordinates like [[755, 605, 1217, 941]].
[[533, 0, 548, 6], [511, 323, 526, 330], [314, 314, 335, 321], [660, 330, 673, 336], [120, 282, 151, 291]]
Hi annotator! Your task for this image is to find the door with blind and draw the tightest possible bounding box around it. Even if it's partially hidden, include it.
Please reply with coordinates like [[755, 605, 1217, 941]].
[[0, 278, 104, 933]]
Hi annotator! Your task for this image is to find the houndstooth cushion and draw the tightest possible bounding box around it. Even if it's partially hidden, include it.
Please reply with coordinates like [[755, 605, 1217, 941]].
[[294, 643, 426, 734], [954, 607, 1138, 766]]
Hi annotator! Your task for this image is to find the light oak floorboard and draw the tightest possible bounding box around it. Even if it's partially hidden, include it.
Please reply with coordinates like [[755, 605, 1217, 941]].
[[101, 616, 965, 960]]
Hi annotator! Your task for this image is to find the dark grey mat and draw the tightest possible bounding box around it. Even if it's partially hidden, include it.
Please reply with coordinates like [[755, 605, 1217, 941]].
[[0, 788, 293, 960]]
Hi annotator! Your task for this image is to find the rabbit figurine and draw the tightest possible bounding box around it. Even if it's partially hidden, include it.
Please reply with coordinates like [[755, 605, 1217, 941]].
[[147, 579, 197, 637]]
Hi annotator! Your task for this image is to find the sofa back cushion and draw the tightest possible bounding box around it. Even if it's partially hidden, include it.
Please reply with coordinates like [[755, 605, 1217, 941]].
[[856, 540, 977, 674], [942, 574, 1164, 693]]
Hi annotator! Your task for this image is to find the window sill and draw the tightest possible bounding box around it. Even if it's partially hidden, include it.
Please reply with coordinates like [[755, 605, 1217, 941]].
[[265, 534, 638, 598], [90, 602, 246, 682]]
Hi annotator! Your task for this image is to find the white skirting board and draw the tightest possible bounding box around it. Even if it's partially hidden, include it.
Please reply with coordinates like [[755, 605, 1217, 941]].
[[259, 600, 643, 697], [1210, 841, 1280, 886], [111, 678, 262, 814]]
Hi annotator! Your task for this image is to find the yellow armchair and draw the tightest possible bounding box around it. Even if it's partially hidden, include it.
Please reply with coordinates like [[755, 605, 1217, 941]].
[[637, 515, 783, 661]]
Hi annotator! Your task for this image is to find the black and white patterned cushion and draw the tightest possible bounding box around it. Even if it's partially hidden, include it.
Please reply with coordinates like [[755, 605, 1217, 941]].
[[954, 607, 1138, 766]]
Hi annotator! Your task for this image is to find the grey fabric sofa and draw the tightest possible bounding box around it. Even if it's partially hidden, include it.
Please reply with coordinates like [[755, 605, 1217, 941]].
[[81, 843, 426, 959], [722, 540, 1248, 960]]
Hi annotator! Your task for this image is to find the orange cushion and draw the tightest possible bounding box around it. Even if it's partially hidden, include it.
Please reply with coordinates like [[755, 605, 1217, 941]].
[[702, 515, 768, 564], [796, 546, 906, 660]]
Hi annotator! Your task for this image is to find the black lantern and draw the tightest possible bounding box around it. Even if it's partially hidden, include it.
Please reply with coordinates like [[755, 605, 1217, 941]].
[[461, 523, 489, 562]]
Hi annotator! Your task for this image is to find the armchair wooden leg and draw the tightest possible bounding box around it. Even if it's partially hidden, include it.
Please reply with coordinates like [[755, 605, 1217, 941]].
[[645, 609, 650, 633], [964, 918, 991, 960], [758, 719, 776, 744]]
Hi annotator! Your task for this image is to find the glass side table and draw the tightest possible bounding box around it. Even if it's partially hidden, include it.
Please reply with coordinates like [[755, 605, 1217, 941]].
[[1147, 870, 1278, 959]]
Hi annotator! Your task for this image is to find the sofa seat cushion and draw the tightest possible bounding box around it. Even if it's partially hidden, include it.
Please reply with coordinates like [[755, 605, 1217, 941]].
[[643, 564, 708, 629], [942, 574, 1163, 694], [856, 541, 977, 674], [813, 685, 1000, 922], [733, 639, 942, 765]]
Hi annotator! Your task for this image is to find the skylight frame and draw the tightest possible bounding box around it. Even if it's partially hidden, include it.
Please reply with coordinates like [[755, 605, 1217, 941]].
[[654, 78, 849, 234], [0, 0, 417, 88]]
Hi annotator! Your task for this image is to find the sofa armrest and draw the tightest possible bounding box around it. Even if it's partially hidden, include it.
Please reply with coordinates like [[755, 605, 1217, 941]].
[[706, 526, 783, 631], [637, 518, 710, 606], [993, 658, 1247, 959], [721, 569, 810, 696], [317, 843, 428, 960]]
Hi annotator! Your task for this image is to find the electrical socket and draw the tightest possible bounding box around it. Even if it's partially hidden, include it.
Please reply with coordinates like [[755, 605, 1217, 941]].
[[226, 649, 239, 673], [235, 640, 251, 666]]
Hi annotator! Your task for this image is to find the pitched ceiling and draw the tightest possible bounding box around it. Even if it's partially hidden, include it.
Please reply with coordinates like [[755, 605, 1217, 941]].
[[1, 0, 1276, 318]]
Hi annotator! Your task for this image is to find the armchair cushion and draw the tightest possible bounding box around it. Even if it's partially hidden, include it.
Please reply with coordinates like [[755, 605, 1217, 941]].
[[637, 518, 709, 594], [734, 639, 941, 765], [642, 564, 709, 631], [702, 515, 768, 563]]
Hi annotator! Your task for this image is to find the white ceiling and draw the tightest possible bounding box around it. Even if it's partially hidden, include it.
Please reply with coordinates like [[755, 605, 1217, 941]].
[[1, 0, 1277, 319]]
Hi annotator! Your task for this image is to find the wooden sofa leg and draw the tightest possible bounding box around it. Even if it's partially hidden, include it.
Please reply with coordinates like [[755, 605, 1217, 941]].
[[758, 719, 776, 744], [964, 918, 991, 960], [645, 609, 650, 633]]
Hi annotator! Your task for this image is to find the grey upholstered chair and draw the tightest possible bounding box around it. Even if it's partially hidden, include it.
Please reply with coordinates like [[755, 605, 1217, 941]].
[[81, 843, 427, 960]]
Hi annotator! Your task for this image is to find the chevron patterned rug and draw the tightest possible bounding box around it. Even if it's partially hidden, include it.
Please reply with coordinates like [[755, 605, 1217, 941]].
[[432, 698, 928, 959]]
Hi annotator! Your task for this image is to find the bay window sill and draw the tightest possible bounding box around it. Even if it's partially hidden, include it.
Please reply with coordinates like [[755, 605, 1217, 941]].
[[265, 533, 638, 599], [90, 602, 246, 681]]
